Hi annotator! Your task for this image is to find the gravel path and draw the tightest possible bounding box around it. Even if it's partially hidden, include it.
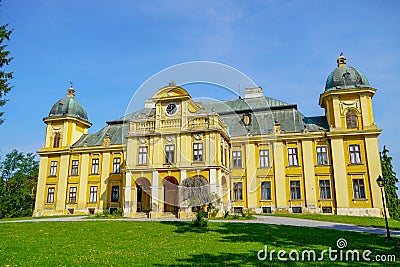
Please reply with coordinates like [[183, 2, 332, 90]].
[[1, 215, 399, 237]]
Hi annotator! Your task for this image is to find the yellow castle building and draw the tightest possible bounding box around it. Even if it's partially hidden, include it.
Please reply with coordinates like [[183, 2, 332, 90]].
[[34, 55, 385, 218]]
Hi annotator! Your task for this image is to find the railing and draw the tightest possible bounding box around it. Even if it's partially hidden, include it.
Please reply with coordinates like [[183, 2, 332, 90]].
[[129, 114, 227, 133], [161, 119, 182, 129], [131, 120, 155, 132], [188, 116, 210, 128]]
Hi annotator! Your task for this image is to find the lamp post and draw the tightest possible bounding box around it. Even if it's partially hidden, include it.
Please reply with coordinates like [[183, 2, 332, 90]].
[[376, 175, 391, 239]]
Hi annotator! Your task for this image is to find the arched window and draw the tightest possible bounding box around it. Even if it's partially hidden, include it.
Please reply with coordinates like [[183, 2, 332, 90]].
[[346, 110, 358, 129], [53, 132, 61, 148]]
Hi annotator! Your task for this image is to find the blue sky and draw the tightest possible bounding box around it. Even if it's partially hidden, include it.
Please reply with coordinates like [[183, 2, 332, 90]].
[[1, 0, 400, 191]]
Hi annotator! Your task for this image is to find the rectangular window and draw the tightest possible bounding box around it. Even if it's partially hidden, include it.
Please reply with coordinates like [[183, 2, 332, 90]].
[[261, 181, 271, 200], [316, 146, 328, 165], [349, 144, 362, 164], [262, 207, 272, 214], [288, 148, 299, 166], [138, 147, 148, 165], [111, 186, 119, 202], [46, 187, 55, 203], [353, 179, 366, 199], [113, 158, 121, 173], [71, 160, 79, 176], [193, 143, 203, 162], [232, 150, 242, 168], [292, 207, 302, 213], [91, 158, 99, 174], [69, 187, 77, 203], [290, 180, 301, 200], [319, 180, 331, 199], [221, 145, 224, 165], [233, 182, 243, 200], [165, 145, 175, 164], [89, 186, 98, 203], [49, 161, 58, 176], [259, 149, 270, 168]]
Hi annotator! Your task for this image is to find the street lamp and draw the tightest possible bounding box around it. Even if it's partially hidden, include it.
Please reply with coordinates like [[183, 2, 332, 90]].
[[376, 175, 391, 239]]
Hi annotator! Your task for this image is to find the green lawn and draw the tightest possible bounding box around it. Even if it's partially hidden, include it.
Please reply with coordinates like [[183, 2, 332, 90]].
[[260, 213, 400, 230], [0, 221, 398, 266]]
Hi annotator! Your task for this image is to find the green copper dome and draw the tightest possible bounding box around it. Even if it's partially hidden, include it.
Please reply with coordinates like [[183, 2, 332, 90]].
[[47, 87, 89, 121], [325, 54, 370, 91]]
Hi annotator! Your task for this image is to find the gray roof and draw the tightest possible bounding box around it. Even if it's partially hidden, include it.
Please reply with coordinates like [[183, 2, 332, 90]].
[[203, 97, 328, 136], [72, 123, 128, 147], [71, 96, 328, 148]]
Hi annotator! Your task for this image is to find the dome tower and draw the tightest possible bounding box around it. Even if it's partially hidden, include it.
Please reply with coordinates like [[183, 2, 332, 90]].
[[319, 54, 376, 131], [43, 84, 92, 149]]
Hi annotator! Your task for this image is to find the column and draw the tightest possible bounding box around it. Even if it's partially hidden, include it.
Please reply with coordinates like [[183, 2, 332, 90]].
[[124, 172, 132, 217], [245, 143, 257, 209], [330, 137, 349, 209], [78, 153, 89, 212], [179, 170, 187, 212], [302, 139, 317, 209], [99, 152, 110, 210], [360, 94, 371, 128], [55, 154, 70, 213], [34, 156, 48, 216], [210, 168, 216, 194], [332, 96, 342, 129], [274, 141, 287, 209], [152, 170, 159, 211], [364, 136, 383, 209]]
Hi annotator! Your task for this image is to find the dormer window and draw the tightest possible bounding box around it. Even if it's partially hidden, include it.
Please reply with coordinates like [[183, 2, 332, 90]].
[[346, 110, 358, 129], [242, 113, 251, 126]]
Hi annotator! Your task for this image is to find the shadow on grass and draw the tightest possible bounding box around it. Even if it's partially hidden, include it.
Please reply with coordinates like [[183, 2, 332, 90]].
[[159, 221, 400, 266], [155, 251, 271, 267]]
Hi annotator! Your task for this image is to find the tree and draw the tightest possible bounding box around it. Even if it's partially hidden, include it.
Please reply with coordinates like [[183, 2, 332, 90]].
[[0, 150, 38, 218], [0, 18, 14, 124], [381, 145, 400, 221]]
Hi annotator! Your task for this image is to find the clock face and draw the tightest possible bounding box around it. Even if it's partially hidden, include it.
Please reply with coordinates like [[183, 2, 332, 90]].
[[166, 103, 177, 116]]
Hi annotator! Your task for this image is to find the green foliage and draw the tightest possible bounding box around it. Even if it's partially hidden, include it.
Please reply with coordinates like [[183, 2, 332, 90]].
[[381, 146, 400, 221], [191, 209, 208, 228], [241, 209, 255, 219], [0, 150, 39, 218], [0, 18, 14, 124], [112, 207, 123, 217], [102, 209, 110, 217], [223, 210, 229, 218]]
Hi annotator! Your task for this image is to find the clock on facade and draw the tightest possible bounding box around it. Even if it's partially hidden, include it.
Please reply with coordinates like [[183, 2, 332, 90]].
[[166, 103, 178, 116]]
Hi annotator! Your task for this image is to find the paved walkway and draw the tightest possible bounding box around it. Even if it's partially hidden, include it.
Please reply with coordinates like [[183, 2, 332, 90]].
[[2, 215, 399, 237]]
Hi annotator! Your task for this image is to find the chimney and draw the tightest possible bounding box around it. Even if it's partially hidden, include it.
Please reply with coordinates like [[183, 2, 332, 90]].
[[245, 87, 263, 99], [144, 99, 155, 109]]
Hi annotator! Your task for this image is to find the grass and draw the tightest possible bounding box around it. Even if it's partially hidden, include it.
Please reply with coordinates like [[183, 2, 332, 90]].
[[260, 213, 400, 230], [0, 221, 398, 266]]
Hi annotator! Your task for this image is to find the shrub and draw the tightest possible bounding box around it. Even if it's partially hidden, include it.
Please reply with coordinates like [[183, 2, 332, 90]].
[[245, 210, 255, 219], [103, 209, 110, 217], [191, 208, 208, 228], [112, 208, 123, 217], [223, 210, 229, 218]]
